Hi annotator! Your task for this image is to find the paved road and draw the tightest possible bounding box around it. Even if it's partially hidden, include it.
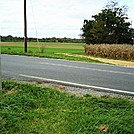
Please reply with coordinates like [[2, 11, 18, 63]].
[[1, 54, 134, 95]]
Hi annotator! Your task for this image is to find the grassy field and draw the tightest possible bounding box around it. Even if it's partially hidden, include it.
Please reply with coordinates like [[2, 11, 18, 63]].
[[1, 81, 134, 134], [1, 42, 102, 63]]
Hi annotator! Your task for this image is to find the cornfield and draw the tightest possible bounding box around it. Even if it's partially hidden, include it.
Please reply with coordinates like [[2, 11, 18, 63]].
[[84, 44, 134, 61]]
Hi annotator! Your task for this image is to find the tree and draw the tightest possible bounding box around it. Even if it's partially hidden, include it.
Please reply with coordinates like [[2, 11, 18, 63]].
[[81, 1, 134, 44]]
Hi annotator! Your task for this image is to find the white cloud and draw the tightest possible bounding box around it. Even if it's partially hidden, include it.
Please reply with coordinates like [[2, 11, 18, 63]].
[[0, 0, 134, 38]]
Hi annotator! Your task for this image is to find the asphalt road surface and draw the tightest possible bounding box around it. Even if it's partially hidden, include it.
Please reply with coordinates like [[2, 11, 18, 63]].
[[1, 54, 134, 95]]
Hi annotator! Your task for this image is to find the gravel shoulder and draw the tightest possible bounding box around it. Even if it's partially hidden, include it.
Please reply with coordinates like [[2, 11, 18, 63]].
[[2, 73, 134, 100], [14, 80, 133, 100]]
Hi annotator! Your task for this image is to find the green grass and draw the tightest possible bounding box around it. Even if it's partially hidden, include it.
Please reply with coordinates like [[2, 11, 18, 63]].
[[1, 81, 134, 134], [1, 42, 102, 63]]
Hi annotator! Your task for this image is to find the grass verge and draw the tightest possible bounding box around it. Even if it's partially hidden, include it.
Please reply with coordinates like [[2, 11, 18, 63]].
[[1, 81, 134, 134]]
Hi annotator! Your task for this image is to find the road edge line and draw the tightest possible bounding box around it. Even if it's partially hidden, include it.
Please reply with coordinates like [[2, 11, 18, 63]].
[[19, 74, 134, 96]]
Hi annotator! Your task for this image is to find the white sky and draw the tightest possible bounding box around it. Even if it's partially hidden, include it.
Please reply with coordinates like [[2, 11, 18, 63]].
[[0, 0, 134, 38]]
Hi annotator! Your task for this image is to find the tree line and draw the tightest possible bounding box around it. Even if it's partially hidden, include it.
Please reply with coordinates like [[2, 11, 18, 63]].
[[81, 1, 134, 44], [0, 35, 83, 43]]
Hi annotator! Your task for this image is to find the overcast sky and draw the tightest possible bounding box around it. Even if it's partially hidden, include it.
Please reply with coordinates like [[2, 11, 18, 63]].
[[0, 0, 134, 38]]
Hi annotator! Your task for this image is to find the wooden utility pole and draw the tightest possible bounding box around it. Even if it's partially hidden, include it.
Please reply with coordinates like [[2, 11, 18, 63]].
[[24, 0, 27, 52]]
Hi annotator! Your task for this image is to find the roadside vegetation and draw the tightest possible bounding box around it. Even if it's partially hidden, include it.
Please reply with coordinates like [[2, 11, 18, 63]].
[[1, 81, 134, 134]]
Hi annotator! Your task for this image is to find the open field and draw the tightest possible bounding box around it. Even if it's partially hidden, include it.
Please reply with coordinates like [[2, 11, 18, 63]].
[[0, 42, 84, 49], [1, 42, 101, 63], [1, 42, 134, 66], [1, 81, 134, 134]]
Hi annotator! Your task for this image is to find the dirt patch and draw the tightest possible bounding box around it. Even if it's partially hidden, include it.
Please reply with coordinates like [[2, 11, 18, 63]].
[[57, 53, 134, 67], [99, 124, 109, 132]]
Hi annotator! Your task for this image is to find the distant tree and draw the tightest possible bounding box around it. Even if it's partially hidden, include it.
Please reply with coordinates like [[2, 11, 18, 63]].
[[1, 35, 83, 43], [81, 0, 134, 44]]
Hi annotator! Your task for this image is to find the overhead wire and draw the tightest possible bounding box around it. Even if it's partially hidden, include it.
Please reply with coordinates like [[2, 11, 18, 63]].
[[29, 0, 40, 52]]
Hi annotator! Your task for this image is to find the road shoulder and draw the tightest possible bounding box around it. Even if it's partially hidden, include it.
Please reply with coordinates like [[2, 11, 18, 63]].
[[57, 53, 134, 67]]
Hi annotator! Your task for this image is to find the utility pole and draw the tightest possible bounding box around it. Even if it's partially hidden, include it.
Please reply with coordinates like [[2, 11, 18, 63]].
[[0, 35, 1, 90], [24, 0, 27, 52]]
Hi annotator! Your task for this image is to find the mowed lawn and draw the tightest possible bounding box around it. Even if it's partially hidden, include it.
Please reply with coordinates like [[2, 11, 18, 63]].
[[1, 42, 101, 63]]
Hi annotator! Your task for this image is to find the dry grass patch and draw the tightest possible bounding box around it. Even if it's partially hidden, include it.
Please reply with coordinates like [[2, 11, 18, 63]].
[[3, 89, 18, 97]]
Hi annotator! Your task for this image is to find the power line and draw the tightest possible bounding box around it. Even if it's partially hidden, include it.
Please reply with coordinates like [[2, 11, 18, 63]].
[[30, 0, 39, 40], [29, 0, 40, 51]]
